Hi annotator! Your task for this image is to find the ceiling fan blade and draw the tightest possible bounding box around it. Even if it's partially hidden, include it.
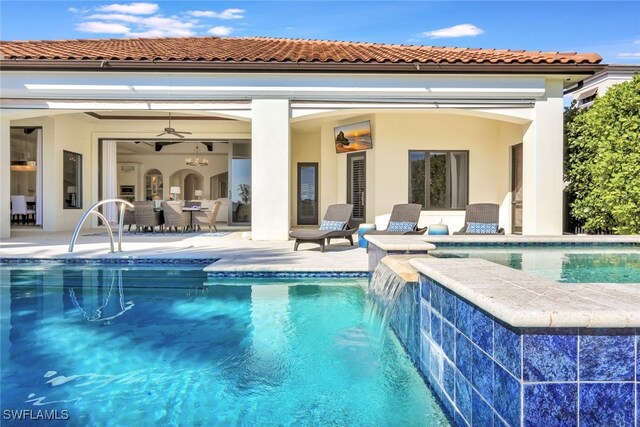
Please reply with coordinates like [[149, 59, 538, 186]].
[[177, 131, 192, 135], [156, 132, 167, 137], [174, 133, 185, 138]]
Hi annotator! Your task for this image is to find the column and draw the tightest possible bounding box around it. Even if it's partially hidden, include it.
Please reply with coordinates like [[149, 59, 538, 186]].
[[1, 118, 10, 239], [522, 79, 564, 235], [251, 99, 291, 240], [102, 140, 118, 222]]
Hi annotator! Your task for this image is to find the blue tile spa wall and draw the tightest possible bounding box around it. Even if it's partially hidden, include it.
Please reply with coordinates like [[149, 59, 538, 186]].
[[389, 274, 640, 427]]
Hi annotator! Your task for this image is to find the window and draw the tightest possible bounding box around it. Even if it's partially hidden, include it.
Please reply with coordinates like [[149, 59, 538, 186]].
[[409, 150, 468, 210], [63, 150, 82, 209]]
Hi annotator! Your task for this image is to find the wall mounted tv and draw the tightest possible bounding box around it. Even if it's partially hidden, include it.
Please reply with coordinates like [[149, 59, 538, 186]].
[[334, 121, 373, 153]]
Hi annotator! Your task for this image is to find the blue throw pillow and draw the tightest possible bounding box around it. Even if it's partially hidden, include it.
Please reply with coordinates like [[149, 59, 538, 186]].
[[319, 220, 346, 231], [466, 222, 498, 234], [387, 221, 416, 232]]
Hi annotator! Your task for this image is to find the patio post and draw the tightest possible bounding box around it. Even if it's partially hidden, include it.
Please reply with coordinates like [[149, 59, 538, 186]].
[[0, 117, 10, 239], [522, 79, 564, 235], [251, 99, 291, 240]]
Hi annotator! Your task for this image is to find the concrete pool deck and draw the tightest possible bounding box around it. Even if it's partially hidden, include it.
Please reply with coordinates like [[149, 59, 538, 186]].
[[0, 229, 369, 272]]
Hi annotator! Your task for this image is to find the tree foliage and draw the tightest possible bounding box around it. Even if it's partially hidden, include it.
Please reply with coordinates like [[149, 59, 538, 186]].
[[565, 74, 640, 234]]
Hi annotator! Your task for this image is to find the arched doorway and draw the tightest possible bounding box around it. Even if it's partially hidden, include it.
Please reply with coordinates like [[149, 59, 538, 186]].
[[144, 169, 163, 201], [183, 173, 202, 200], [168, 169, 204, 201]]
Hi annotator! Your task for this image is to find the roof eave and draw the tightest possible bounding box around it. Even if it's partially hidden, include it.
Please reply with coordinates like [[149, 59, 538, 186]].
[[0, 59, 605, 75]]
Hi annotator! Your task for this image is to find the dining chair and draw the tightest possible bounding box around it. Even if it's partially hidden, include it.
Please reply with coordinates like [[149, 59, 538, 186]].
[[11, 195, 35, 225]]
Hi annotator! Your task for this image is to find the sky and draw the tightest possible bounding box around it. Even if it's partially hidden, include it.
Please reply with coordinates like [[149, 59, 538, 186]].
[[0, 1, 638, 63]]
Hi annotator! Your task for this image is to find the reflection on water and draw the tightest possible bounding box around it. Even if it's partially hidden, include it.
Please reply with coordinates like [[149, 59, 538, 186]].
[[0, 266, 450, 426], [69, 269, 134, 323], [431, 246, 640, 283]]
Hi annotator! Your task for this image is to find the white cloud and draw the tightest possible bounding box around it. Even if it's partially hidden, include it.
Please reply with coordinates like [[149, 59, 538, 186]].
[[634, 40, 640, 45], [69, 6, 91, 14], [86, 13, 143, 23], [421, 24, 484, 39], [97, 3, 158, 15], [73, 3, 241, 38], [76, 22, 131, 34], [207, 26, 233, 36], [618, 52, 640, 57], [188, 9, 244, 19]]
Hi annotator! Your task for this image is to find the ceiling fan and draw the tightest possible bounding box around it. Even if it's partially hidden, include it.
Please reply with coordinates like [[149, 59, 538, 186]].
[[156, 113, 192, 138]]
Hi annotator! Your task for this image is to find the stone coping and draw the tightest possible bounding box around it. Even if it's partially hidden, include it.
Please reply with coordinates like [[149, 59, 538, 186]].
[[409, 257, 640, 328], [421, 234, 640, 244], [379, 255, 419, 283], [364, 235, 436, 251]]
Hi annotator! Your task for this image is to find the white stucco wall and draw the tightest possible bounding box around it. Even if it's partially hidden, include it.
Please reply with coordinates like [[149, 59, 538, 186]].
[[8, 115, 92, 232]]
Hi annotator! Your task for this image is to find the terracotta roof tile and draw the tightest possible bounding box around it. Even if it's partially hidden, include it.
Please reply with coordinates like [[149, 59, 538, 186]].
[[0, 36, 602, 65]]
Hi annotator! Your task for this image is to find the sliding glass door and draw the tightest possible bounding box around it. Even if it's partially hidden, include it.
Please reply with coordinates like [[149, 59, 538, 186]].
[[229, 142, 251, 225]]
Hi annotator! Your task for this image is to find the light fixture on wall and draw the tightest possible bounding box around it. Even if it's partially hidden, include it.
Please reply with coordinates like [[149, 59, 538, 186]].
[[185, 145, 208, 166]]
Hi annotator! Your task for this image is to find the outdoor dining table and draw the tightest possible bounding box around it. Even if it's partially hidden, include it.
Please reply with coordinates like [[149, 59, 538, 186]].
[[182, 206, 210, 231]]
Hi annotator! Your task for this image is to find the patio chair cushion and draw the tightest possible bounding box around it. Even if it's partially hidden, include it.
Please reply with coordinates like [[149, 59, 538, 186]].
[[387, 221, 416, 232], [466, 222, 499, 234], [319, 220, 346, 231]]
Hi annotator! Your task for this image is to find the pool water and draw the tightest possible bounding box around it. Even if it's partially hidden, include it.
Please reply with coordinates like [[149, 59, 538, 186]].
[[431, 245, 640, 283], [0, 265, 449, 426]]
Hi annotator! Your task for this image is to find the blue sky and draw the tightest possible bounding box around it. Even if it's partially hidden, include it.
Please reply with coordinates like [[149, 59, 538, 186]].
[[1, 1, 638, 63]]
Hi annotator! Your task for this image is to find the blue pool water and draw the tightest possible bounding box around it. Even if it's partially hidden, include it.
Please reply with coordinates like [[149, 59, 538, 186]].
[[431, 244, 640, 283], [0, 264, 449, 426]]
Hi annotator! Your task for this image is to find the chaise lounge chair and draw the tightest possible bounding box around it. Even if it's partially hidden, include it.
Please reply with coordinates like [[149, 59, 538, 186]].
[[362, 203, 427, 237], [453, 203, 505, 235], [290, 204, 357, 252]]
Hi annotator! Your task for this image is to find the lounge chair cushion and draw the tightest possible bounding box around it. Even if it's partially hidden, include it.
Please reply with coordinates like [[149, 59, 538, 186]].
[[466, 222, 499, 234], [319, 220, 346, 231], [387, 221, 416, 232]]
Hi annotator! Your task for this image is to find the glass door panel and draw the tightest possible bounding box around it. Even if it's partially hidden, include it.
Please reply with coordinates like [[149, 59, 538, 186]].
[[512, 144, 523, 234], [229, 142, 251, 225], [347, 152, 366, 224], [428, 152, 447, 209], [297, 163, 318, 225]]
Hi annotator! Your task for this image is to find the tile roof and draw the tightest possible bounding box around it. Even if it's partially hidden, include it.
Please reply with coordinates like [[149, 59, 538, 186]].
[[0, 36, 602, 65]]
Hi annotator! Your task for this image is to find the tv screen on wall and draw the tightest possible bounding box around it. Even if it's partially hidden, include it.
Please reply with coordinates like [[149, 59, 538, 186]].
[[334, 121, 373, 153]]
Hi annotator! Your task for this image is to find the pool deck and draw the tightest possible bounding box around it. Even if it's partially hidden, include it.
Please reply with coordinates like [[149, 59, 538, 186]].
[[0, 229, 368, 272]]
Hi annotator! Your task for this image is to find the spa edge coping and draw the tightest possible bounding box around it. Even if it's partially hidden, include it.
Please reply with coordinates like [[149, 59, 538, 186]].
[[367, 234, 640, 249], [364, 235, 437, 251], [409, 257, 640, 329]]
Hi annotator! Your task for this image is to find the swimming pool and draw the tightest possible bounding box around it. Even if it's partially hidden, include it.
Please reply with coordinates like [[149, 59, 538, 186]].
[[0, 264, 449, 426], [430, 244, 640, 283]]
